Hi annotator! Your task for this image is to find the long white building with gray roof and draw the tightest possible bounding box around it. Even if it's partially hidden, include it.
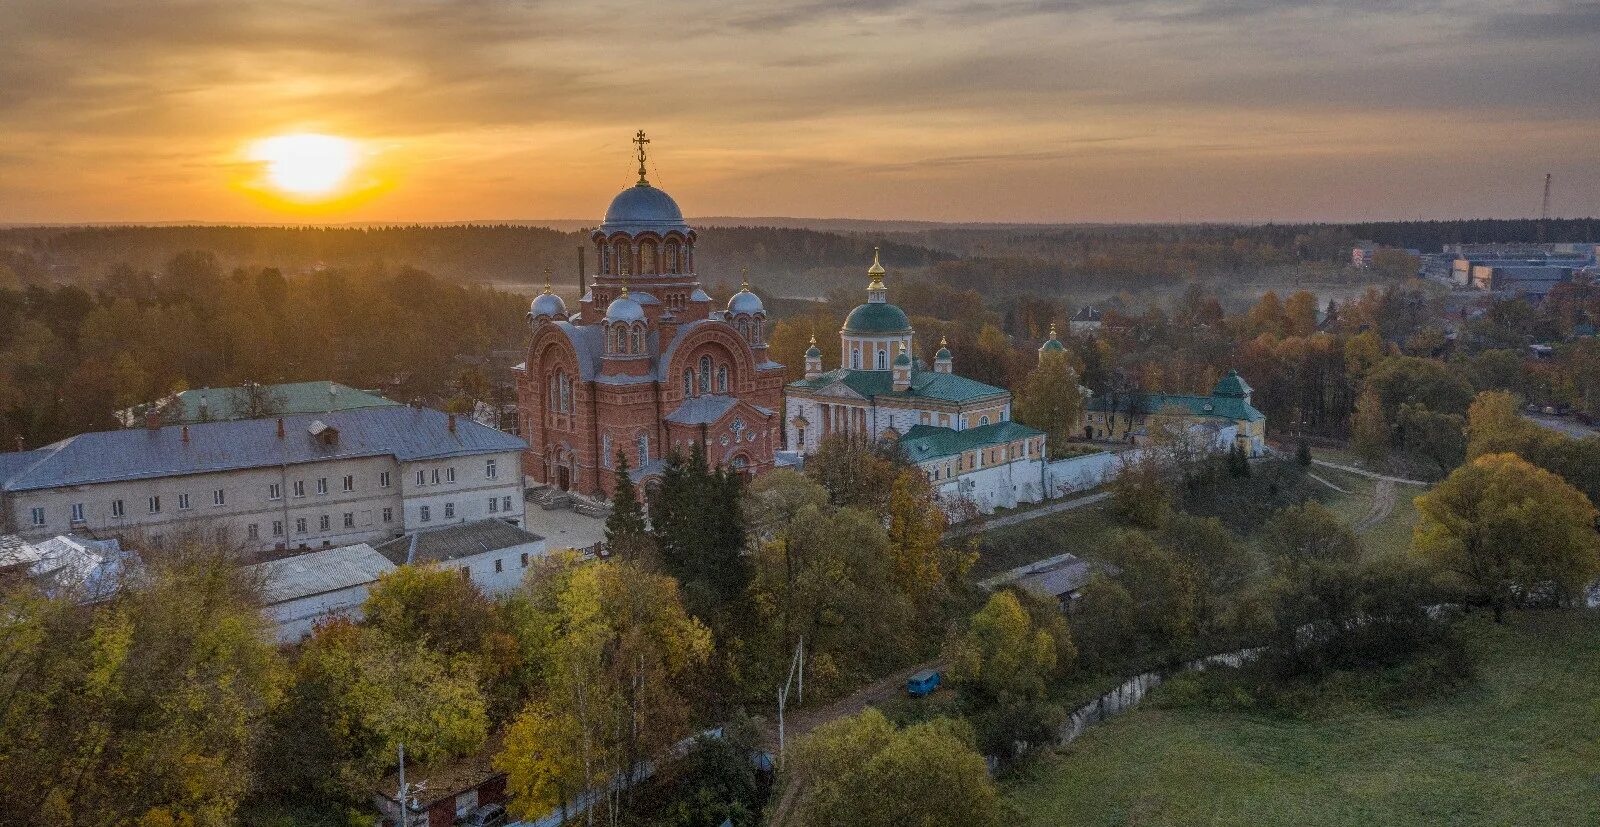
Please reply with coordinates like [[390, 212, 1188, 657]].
[[0, 405, 528, 554]]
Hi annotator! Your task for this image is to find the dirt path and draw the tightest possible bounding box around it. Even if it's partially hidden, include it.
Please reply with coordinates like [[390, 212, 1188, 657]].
[[1311, 458, 1431, 487], [1354, 478, 1396, 533]]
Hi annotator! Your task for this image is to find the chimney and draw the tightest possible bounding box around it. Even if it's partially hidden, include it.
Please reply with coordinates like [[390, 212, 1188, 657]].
[[181, 425, 190, 445], [145, 409, 162, 431], [577, 244, 587, 298], [447, 413, 457, 433], [276, 418, 286, 439]]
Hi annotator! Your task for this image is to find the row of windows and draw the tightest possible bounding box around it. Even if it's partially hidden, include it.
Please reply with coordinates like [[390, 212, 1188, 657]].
[[682, 355, 730, 398], [25, 461, 502, 530], [598, 238, 691, 276], [418, 496, 515, 523], [463, 549, 535, 579], [607, 322, 648, 355]]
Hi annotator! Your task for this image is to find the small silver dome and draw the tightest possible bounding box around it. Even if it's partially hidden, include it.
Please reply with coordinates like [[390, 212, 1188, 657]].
[[604, 289, 646, 323], [530, 290, 567, 319], [727, 285, 765, 316]]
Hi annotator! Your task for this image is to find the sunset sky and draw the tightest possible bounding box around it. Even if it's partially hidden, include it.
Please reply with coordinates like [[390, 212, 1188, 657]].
[[3, 0, 1598, 224]]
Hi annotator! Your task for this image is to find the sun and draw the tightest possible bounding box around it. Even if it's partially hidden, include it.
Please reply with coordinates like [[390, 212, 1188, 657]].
[[248, 133, 360, 197]]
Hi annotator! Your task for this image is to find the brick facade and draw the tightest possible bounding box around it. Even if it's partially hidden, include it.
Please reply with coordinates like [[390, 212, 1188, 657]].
[[515, 166, 784, 498]]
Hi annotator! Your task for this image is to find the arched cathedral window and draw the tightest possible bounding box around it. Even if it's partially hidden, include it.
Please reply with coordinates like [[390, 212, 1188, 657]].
[[717, 366, 729, 393], [682, 369, 694, 397], [614, 240, 631, 276], [699, 356, 712, 394]]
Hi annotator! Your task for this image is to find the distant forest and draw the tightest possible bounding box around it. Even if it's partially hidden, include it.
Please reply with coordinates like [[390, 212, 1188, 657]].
[[3, 217, 1593, 302]]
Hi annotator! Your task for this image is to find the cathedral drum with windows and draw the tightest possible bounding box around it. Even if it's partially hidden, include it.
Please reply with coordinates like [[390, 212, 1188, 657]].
[[514, 133, 786, 497], [784, 251, 1048, 515]]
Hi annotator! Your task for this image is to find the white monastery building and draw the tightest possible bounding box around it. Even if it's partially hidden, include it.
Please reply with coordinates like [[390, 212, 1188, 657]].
[[784, 251, 1048, 514]]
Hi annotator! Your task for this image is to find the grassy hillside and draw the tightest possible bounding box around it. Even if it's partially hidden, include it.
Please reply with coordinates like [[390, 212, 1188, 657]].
[[1003, 611, 1600, 827]]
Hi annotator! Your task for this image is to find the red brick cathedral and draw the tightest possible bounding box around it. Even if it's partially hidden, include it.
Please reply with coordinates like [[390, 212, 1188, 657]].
[[515, 133, 786, 497]]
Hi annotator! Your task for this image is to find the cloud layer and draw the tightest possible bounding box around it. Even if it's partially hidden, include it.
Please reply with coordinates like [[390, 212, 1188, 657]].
[[2, 0, 1597, 222]]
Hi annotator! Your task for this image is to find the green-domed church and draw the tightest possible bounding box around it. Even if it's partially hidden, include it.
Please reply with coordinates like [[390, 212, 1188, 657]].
[[784, 251, 1048, 514]]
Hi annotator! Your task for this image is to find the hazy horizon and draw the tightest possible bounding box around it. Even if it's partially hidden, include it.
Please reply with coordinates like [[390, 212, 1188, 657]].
[[4, 0, 1598, 225]]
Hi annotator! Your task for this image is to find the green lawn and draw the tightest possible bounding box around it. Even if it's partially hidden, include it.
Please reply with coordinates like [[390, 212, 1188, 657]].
[[1309, 466, 1422, 560], [1003, 611, 1600, 827], [970, 504, 1119, 578]]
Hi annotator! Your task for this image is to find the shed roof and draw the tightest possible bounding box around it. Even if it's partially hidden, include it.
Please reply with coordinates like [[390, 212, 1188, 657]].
[[375, 519, 544, 566], [247, 543, 395, 603]]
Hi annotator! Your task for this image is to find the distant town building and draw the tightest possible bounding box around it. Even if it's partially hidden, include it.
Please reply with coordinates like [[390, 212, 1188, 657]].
[[1069, 307, 1102, 335], [245, 542, 396, 642], [0, 406, 527, 552], [120, 380, 399, 427], [515, 133, 785, 498], [1351, 241, 1378, 268], [1082, 370, 1267, 456], [374, 518, 546, 597], [785, 252, 1048, 515]]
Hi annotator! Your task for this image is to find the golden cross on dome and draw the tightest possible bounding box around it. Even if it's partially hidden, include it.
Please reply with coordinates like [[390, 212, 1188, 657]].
[[542, 267, 552, 294], [741, 266, 750, 291], [633, 130, 651, 185]]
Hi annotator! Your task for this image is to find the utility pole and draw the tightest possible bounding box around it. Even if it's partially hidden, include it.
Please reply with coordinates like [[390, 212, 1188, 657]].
[[776, 637, 804, 766], [395, 743, 426, 827]]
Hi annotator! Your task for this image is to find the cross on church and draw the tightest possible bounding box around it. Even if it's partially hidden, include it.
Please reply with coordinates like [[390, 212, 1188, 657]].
[[634, 130, 650, 185]]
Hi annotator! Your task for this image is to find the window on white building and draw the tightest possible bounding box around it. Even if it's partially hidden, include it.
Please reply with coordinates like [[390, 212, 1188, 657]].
[[111, 499, 124, 518], [316, 478, 328, 495], [382, 507, 393, 523], [379, 471, 391, 488], [247, 524, 259, 540], [148, 496, 161, 514], [417, 470, 426, 486], [213, 489, 225, 506], [520, 552, 529, 567], [319, 515, 330, 531], [272, 520, 284, 537], [444, 502, 455, 519], [293, 480, 306, 497], [343, 475, 354, 492], [489, 497, 499, 513], [343, 512, 354, 528], [430, 469, 441, 485], [177, 493, 191, 511], [30, 507, 45, 527], [446, 467, 456, 483], [420, 505, 431, 523], [269, 483, 282, 500], [70, 503, 85, 524], [296, 518, 308, 534], [486, 459, 497, 480], [494, 559, 503, 573], [503, 495, 513, 512]]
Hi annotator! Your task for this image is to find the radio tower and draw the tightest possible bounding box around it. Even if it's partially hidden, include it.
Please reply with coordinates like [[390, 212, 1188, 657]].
[[1539, 173, 1552, 242]]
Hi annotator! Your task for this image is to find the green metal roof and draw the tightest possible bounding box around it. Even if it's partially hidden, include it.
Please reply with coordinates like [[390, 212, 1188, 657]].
[[172, 381, 400, 423], [1211, 369, 1252, 399], [1039, 338, 1066, 352], [899, 421, 1044, 462], [1086, 391, 1264, 423], [842, 302, 912, 334], [788, 368, 1009, 404]]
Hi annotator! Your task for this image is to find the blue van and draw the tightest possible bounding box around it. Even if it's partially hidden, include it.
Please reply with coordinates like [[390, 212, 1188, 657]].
[[905, 669, 941, 697]]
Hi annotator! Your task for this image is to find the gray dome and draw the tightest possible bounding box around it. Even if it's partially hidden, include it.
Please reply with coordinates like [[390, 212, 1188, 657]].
[[600, 184, 691, 234], [727, 287, 765, 316], [531, 290, 567, 319], [605, 291, 645, 323]]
